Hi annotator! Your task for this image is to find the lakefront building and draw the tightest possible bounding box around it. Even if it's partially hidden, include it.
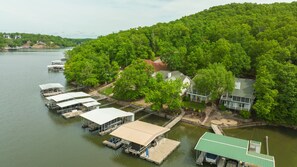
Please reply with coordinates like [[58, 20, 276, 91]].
[[220, 78, 255, 111]]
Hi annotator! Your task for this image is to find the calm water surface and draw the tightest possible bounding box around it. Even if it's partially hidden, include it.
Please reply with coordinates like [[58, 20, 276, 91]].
[[0, 49, 296, 167]]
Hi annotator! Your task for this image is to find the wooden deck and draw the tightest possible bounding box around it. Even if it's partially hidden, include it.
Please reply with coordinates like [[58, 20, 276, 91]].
[[140, 138, 180, 165], [211, 124, 224, 135], [62, 110, 83, 119]]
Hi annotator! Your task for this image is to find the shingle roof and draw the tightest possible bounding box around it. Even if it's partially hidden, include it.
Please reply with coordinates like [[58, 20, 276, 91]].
[[194, 132, 275, 167], [157, 70, 187, 81], [232, 78, 255, 99]]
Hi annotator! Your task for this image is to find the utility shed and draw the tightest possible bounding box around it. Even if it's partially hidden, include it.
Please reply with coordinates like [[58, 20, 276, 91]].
[[80, 108, 134, 135], [39, 83, 64, 97], [194, 132, 275, 167]]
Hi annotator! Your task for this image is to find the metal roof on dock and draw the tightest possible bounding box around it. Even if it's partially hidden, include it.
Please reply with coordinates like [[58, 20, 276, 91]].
[[110, 120, 170, 146], [82, 101, 101, 108], [194, 132, 275, 167], [46, 92, 90, 102], [39, 83, 64, 90], [56, 97, 96, 108], [80, 108, 134, 125]]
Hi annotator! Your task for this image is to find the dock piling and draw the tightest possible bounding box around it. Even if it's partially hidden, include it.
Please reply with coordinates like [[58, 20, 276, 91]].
[[266, 136, 269, 155]]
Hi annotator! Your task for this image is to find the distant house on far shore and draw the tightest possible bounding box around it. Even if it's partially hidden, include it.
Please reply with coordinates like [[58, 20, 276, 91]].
[[220, 78, 255, 111], [3, 34, 11, 39], [144, 57, 167, 72], [154, 70, 191, 95]]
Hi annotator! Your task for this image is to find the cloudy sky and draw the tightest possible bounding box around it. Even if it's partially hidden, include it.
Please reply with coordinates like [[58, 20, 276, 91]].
[[0, 0, 294, 38]]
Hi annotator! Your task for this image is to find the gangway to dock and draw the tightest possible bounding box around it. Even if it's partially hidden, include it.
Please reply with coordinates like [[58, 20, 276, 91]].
[[211, 124, 224, 135], [164, 110, 185, 129]]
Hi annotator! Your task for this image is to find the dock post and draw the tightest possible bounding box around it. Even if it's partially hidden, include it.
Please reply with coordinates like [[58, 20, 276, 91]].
[[266, 136, 269, 155]]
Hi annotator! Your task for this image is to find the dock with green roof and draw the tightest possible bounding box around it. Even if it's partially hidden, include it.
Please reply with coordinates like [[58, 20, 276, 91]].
[[194, 132, 275, 167]]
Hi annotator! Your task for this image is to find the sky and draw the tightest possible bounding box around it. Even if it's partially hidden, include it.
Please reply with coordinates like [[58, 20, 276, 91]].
[[0, 0, 295, 38]]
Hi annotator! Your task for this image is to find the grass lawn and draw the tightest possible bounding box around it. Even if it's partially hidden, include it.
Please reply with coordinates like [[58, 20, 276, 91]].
[[182, 101, 206, 111], [99, 87, 113, 96]]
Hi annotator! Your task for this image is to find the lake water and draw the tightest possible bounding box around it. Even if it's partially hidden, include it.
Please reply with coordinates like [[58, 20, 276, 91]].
[[0, 49, 296, 167]]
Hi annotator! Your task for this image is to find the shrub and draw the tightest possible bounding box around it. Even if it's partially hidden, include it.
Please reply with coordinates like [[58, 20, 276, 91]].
[[240, 110, 251, 119], [219, 104, 226, 111]]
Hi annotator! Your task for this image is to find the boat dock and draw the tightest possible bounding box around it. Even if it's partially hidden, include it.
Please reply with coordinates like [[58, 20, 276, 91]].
[[140, 138, 180, 165], [164, 110, 185, 129], [62, 110, 83, 119], [211, 124, 224, 135]]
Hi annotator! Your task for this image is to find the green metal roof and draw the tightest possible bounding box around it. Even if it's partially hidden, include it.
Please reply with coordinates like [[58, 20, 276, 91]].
[[194, 132, 275, 167]]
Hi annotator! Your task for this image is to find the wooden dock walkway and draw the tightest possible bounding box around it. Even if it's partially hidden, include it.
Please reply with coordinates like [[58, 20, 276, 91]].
[[100, 101, 116, 107], [140, 138, 180, 165], [132, 107, 144, 114], [211, 124, 224, 135], [196, 151, 206, 165], [62, 110, 83, 119], [164, 110, 185, 129]]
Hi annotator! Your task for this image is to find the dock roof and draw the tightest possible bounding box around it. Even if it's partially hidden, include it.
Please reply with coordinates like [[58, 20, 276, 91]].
[[46, 92, 90, 102], [56, 97, 96, 108], [194, 132, 275, 167], [82, 101, 101, 108], [39, 83, 64, 90], [80, 108, 134, 125], [110, 120, 170, 146]]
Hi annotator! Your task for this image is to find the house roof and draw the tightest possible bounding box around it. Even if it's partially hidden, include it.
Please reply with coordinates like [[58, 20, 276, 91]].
[[80, 108, 134, 125], [231, 78, 255, 99], [144, 59, 167, 72], [46, 92, 90, 102], [56, 97, 96, 108], [110, 120, 170, 146], [157, 70, 188, 82], [194, 132, 275, 167], [39, 83, 64, 90]]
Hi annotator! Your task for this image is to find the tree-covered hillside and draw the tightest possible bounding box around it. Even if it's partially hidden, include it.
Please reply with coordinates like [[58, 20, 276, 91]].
[[0, 33, 89, 49], [65, 2, 297, 125]]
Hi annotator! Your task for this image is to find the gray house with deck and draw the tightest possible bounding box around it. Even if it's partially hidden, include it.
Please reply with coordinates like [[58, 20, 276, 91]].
[[220, 78, 255, 111]]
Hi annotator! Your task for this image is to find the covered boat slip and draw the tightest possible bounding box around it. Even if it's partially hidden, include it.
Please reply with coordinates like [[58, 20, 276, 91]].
[[80, 108, 134, 135], [39, 83, 64, 97], [56, 97, 96, 113], [110, 120, 180, 165], [194, 132, 275, 167], [82, 101, 100, 111], [46, 92, 90, 109]]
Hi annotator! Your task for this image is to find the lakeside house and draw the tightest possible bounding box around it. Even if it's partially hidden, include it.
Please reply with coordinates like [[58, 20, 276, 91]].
[[220, 78, 255, 111], [154, 70, 191, 95], [187, 77, 255, 111], [186, 76, 211, 103]]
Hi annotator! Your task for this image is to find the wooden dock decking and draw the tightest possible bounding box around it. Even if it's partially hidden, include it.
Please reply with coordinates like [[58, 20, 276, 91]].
[[62, 110, 83, 119], [140, 138, 180, 165], [211, 124, 224, 135], [164, 111, 185, 129]]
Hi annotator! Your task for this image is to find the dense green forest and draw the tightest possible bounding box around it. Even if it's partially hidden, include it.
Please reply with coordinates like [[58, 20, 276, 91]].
[[0, 33, 89, 49], [65, 2, 297, 125]]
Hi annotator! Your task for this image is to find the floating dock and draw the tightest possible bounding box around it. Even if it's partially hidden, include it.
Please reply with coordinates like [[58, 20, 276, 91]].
[[62, 110, 83, 119], [140, 138, 180, 165]]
